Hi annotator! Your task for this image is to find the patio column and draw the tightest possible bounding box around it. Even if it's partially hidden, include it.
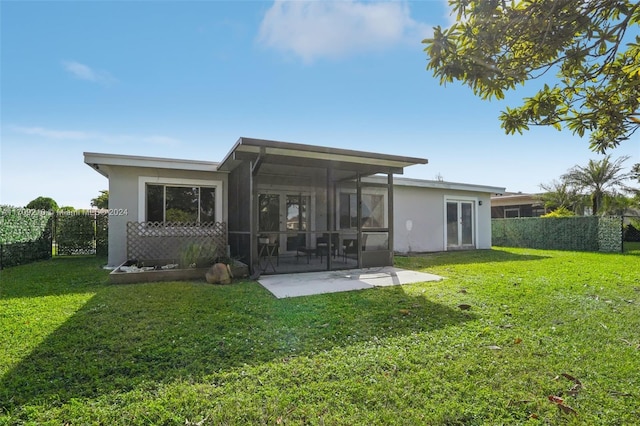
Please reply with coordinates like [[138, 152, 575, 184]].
[[388, 172, 394, 265], [326, 167, 335, 270], [250, 160, 258, 274], [356, 172, 362, 269]]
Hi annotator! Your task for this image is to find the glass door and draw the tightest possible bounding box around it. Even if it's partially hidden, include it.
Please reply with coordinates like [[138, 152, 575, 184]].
[[285, 194, 308, 251], [446, 200, 475, 249], [258, 194, 280, 234], [259, 193, 310, 251]]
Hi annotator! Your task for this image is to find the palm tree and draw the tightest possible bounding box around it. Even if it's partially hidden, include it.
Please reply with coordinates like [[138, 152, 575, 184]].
[[562, 155, 633, 215], [538, 180, 585, 214]]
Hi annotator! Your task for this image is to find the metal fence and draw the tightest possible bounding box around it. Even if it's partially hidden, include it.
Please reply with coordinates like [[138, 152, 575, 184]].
[[0, 209, 108, 269], [52, 210, 108, 256], [622, 215, 640, 253]]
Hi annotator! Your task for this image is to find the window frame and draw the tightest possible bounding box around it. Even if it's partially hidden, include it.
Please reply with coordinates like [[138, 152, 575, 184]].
[[339, 189, 388, 230], [504, 207, 521, 218], [138, 176, 223, 223]]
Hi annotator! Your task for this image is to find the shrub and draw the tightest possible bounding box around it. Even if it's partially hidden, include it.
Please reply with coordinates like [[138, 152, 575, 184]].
[[541, 206, 575, 218]]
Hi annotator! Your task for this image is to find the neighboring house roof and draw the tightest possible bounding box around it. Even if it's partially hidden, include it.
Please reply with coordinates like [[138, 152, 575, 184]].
[[84, 152, 219, 178], [382, 176, 505, 194], [491, 192, 542, 207], [217, 137, 429, 177]]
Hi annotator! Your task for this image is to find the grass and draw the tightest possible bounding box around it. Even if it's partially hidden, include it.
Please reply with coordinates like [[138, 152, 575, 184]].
[[1, 248, 639, 425], [624, 241, 640, 254]]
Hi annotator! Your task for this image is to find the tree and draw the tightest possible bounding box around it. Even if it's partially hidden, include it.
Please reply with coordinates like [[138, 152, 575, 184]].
[[600, 192, 636, 215], [538, 179, 585, 213], [91, 190, 109, 209], [561, 155, 633, 214], [632, 163, 640, 183], [423, 0, 640, 153], [26, 196, 59, 211]]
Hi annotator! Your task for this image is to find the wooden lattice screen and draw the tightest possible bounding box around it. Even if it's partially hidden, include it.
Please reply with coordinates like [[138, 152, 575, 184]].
[[126, 221, 227, 264]]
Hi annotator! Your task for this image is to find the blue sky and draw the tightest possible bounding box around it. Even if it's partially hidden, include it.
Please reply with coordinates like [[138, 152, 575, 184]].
[[2, 0, 638, 209]]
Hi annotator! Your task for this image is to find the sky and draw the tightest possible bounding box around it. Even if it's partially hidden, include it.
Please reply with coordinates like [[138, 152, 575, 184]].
[[1, 0, 639, 209]]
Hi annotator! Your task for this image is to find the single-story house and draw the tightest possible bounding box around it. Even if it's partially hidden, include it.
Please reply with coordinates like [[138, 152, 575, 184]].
[[85, 137, 505, 274], [491, 192, 546, 218]]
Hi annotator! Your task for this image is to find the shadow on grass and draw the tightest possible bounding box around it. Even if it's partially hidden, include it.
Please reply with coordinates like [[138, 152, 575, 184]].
[[0, 256, 109, 300], [0, 279, 475, 411], [395, 248, 549, 269]]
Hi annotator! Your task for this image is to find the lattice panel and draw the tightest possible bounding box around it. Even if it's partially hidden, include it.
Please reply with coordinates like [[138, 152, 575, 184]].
[[126, 221, 227, 263]]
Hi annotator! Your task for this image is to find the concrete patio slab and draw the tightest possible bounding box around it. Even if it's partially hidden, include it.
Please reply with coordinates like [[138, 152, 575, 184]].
[[258, 266, 443, 299]]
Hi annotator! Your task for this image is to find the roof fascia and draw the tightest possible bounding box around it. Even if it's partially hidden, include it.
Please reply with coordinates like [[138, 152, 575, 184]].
[[218, 137, 428, 172], [367, 176, 505, 194], [84, 152, 220, 176]]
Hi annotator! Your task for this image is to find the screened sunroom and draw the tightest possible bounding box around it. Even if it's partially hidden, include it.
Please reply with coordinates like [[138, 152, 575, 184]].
[[218, 138, 428, 275]]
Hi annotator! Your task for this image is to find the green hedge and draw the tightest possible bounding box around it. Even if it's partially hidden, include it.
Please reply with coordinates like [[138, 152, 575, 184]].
[[0, 207, 109, 268], [55, 212, 96, 255], [0, 206, 53, 268], [96, 213, 108, 256], [492, 216, 622, 253]]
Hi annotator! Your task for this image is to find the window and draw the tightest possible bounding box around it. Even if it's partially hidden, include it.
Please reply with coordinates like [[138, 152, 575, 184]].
[[146, 184, 216, 223], [532, 207, 546, 217], [340, 193, 358, 229], [504, 208, 520, 218], [339, 193, 384, 229]]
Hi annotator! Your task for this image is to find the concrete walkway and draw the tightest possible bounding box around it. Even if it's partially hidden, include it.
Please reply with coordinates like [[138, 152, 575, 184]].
[[258, 266, 443, 299]]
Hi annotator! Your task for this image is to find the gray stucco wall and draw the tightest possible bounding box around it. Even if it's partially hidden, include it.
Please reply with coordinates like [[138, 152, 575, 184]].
[[393, 185, 493, 253], [105, 165, 228, 267]]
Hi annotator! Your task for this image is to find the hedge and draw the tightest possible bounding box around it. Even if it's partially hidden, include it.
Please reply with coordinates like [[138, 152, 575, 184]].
[[0, 207, 109, 268], [492, 216, 622, 253], [55, 212, 99, 255], [0, 206, 53, 268]]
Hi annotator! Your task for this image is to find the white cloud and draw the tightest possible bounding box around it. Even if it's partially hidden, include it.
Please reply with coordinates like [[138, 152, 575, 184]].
[[9, 126, 180, 146], [257, 0, 432, 63], [62, 61, 117, 84], [10, 126, 90, 140]]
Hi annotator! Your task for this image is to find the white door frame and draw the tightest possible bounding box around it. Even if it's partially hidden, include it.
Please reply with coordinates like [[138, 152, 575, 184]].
[[443, 195, 478, 250], [257, 187, 316, 252]]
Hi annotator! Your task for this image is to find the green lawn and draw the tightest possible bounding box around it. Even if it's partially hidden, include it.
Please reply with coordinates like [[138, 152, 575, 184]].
[[1, 248, 638, 425], [624, 241, 640, 254]]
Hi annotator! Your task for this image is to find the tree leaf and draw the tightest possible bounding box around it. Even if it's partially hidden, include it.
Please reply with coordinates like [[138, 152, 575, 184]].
[[548, 395, 564, 404], [557, 403, 578, 415]]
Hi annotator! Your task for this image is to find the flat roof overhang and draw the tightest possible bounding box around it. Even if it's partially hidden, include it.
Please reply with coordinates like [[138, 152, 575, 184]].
[[84, 152, 220, 178], [218, 137, 428, 177]]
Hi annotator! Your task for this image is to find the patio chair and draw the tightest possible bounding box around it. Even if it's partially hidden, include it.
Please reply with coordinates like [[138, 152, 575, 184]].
[[341, 238, 358, 262], [258, 234, 279, 272], [316, 235, 337, 263], [295, 234, 314, 263]]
